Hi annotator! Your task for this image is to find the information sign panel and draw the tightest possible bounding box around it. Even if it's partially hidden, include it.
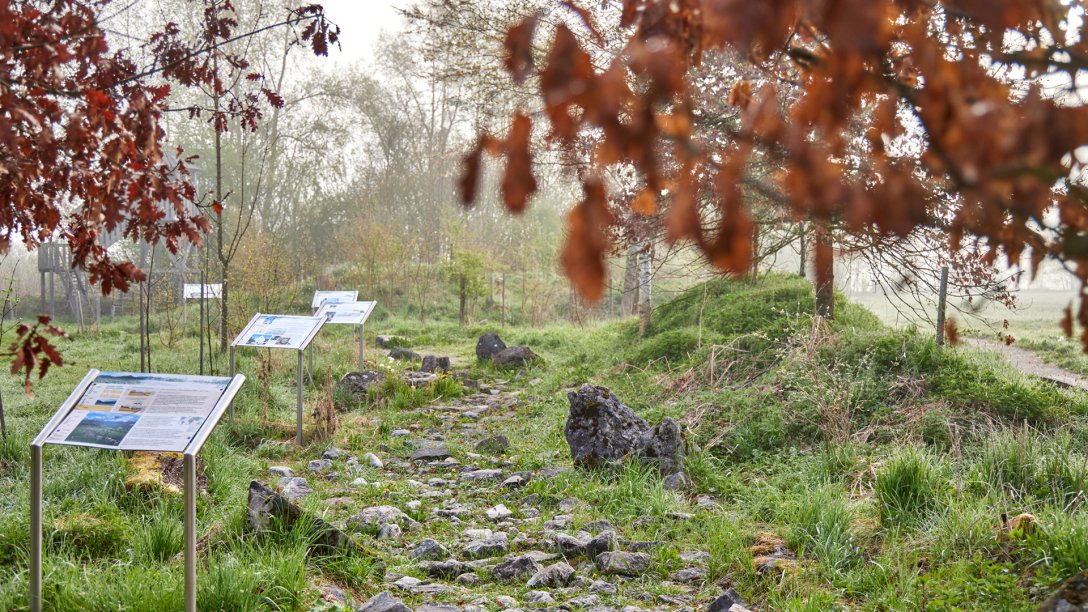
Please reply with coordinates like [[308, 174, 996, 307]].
[[316, 300, 377, 325], [183, 283, 222, 299], [45, 372, 232, 452], [232, 313, 324, 350], [311, 290, 358, 309]]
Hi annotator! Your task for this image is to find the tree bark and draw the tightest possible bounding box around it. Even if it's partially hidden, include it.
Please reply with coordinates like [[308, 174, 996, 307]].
[[458, 274, 467, 326], [622, 241, 639, 317], [638, 241, 653, 337], [814, 226, 835, 320]]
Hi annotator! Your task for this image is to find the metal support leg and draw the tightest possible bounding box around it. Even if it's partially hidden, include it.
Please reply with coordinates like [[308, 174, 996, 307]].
[[296, 351, 304, 445], [228, 346, 236, 421], [30, 444, 42, 612], [307, 344, 314, 385], [358, 325, 365, 371], [184, 453, 196, 612]]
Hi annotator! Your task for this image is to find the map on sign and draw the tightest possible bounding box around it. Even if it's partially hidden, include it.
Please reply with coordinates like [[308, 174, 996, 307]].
[[183, 283, 222, 299], [311, 290, 358, 309], [232, 313, 324, 350], [46, 372, 232, 452], [316, 300, 377, 325]]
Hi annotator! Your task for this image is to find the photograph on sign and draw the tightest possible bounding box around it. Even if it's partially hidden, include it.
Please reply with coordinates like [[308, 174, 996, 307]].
[[183, 284, 222, 299], [46, 372, 232, 452], [316, 300, 377, 325], [311, 290, 358, 309], [233, 313, 323, 350]]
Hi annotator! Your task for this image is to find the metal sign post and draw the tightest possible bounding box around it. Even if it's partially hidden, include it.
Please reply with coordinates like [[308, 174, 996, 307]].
[[30, 371, 245, 612], [229, 313, 324, 445], [315, 301, 377, 373]]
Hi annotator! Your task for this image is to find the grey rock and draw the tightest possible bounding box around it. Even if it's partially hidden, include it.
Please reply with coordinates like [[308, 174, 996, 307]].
[[392, 429, 411, 437], [279, 477, 312, 501], [460, 469, 504, 482], [417, 606, 460, 612], [355, 590, 412, 612], [494, 596, 519, 609], [1037, 570, 1088, 612], [347, 505, 419, 531], [308, 458, 333, 473], [411, 444, 451, 462], [403, 371, 437, 388], [475, 434, 510, 455], [323, 446, 344, 460], [596, 551, 651, 577], [463, 533, 510, 559], [493, 555, 543, 580], [422, 559, 466, 579], [411, 538, 450, 561], [246, 481, 354, 553], [421, 355, 451, 373], [268, 466, 293, 479], [586, 530, 615, 558], [564, 385, 685, 475], [526, 561, 575, 588], [364, 452, 385, 469], [707, 588, 748, 612], [389, 347, 422, 361], [669, 567, 705, 583], [378, 523, 402, 539], [336, 370, 386, 403], [503, 473, 531, 488], [583, 520, 615, 535], [493, 346, 538, 369], [551, 533, 586, 557], [456, 572, 481, 586], [485, 504, 513, 521], [476, 332, 507, 362], [524, 590, 554, 605], [663, 472, 689, 491], [567, 594, 600, 609], [589, 580, 616, 594]]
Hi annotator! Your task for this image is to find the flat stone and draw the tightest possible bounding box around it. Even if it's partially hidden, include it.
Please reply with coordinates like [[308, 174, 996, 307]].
[[422, 559, 466, 579], [526, 561, 575, 588], [347, 505, 419, 531], [411, 444, 452, 462], [596, 551, 651, 577], [707, 588, 748, 612], [392, 429, 411, 437], [356, 590, 412, 612], [476, 435, 510, 455], [463, 533, 510, 559], [486, 504, 513, 521], [322, 446, 344, 460], [308, 459, 333, 473], [524, 590, 554, 604], [279, 477, 312, 501], [566, 594, 600, 608], [364, 453, 385, 469], [377, 523, 402, 539], [268, 466, 293, 479], [456, 572, 481, 586], [246, 481, 354, 553], [669, 567, 705, 583], [460, 469, 504, 482]]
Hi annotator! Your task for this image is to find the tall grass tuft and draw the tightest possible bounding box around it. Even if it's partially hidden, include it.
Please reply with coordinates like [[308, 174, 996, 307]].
[[875, 448, 944, 528], [788, 484, 858, 572]]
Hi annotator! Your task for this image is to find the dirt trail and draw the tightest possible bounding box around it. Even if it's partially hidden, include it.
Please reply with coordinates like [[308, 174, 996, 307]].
[[964, 337, 1088, 390]]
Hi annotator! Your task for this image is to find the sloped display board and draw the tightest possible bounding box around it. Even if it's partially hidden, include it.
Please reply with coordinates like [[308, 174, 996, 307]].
[[232, 313, 324, 351], [182, 283, 222, 299], [311, 290, 358, 310], [316, 300, 377, 325], [45, 372, 233, 452]]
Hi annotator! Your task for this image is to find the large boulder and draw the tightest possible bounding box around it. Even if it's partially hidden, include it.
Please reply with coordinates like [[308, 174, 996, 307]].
[[476, 332, 507, 362], [246, 481, 354, 552], [564, 384, 685, 475], [335, 370, 385, 404], [493, 346, 539, 369], [1038, 569, 1088, 611], [420, 355, 451, 373]]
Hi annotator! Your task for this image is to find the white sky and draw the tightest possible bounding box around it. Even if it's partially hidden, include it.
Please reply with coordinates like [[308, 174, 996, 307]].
[[316, 0, 408, 66]]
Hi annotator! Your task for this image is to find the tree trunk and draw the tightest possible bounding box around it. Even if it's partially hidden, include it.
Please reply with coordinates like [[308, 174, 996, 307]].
[[814, 226, 835, 320], [458, 274, 467, 326], [798, 222, 807, 278], [621, 241, 639, 317], [638, 241, 653, 337]]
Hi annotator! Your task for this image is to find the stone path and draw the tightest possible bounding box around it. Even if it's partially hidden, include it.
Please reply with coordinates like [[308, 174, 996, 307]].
[[964, 338, 1088, 390], [250, 379, 750, 612]]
